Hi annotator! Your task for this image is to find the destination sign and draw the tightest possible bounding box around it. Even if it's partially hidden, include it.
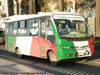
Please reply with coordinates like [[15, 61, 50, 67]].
[[53, 15, 85, 21]]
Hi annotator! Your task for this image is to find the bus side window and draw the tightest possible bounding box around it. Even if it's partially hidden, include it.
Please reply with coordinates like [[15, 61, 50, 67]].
[[9, 22, 13, 35], [13, 22, 18, 35], [27, 18, 39, 36], [18, 20, 26, 35], [6, 24, 9, 35], [47, 20, 55, 44]]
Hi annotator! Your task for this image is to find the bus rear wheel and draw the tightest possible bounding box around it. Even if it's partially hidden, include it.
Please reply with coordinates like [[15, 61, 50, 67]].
[[49, 51, 58, 66], [16, 48, 23, 58]]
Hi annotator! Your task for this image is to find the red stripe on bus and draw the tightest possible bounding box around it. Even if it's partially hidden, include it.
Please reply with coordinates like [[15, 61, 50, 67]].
[[88, 38, 95, 56], [30, 37, 40, 57]]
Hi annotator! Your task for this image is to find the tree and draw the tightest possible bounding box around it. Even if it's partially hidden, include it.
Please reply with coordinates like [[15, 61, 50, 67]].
[[59, 0, 64, 11], [29, 0, 36, 14]]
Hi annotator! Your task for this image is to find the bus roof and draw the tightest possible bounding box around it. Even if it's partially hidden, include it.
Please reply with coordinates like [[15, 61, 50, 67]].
[[38, 12, 82, 16], [5, 12, 84, 23], [5, 14, 50, 23]]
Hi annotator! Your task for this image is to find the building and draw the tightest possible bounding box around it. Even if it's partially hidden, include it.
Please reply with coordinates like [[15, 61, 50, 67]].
[[0, 0, 8, 18], [0, 0, 29, 30], [0, 0, 8, 30]]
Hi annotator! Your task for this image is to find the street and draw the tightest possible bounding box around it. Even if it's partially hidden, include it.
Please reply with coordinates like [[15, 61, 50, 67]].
[[0, 45, 100, 75]]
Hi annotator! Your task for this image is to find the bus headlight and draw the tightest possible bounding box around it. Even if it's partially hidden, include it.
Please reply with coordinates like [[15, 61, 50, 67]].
[[66, 46, 70, 49], [63, 46, 66, 49], [62, 46, 69, 49]]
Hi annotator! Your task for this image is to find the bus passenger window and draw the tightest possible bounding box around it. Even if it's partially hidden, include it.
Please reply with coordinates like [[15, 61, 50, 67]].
[[13, 22, 18, 35], [20, 21, 26, 28], [18, 21, 26, 35], [28, 19, 35, 27], [27, 19, 39, 36], [9, 23, 13, 35], [41, 21, 45, 35], [6, 24, 9, 35]]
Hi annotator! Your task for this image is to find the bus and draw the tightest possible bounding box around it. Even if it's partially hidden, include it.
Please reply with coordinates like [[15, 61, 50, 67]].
[[5, 12, 94, 66], [0, 28, 5, 44]]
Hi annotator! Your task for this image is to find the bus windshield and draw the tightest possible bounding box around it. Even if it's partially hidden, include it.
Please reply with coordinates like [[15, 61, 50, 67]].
[[54, 19, 92, 38]]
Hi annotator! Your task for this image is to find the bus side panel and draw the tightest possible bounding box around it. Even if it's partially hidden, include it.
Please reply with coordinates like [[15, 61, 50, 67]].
[[16, 36, 32, 55], [5, 36, 16, 52], [30, 37, 40, 57]]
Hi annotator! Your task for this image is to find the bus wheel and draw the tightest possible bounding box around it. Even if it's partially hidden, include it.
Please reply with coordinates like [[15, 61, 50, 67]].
[[16, 48, 23, 58], [49, 51, 58, 66]]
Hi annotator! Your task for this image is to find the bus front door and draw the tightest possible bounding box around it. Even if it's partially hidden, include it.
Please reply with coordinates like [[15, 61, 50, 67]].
[[39, 19, 47, 58]]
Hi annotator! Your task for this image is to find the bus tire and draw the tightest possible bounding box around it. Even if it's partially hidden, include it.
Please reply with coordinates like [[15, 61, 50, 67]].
[[16, 48, 23, 58], [49, 51, 58, 66]]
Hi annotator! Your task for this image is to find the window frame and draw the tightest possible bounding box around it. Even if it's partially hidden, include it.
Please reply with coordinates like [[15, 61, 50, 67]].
[[27, 18, 39, 36]]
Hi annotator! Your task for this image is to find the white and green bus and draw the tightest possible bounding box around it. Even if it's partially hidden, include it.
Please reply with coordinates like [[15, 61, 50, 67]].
[[5, 12, 94, 66]]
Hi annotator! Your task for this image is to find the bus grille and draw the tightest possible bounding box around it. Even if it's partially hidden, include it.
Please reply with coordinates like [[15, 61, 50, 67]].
[[71, 45, 89, 50]]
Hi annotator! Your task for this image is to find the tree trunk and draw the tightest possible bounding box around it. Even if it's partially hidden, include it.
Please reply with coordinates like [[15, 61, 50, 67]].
[[33, 0, 36, 14], [29, 0, 33, 14], [59, 0, 64, 11], [29, 0, 36, 14]]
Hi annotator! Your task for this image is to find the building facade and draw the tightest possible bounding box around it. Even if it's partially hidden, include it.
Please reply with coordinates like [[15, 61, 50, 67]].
[[0, 0, 8, 29], [0, 0, 8, 18]]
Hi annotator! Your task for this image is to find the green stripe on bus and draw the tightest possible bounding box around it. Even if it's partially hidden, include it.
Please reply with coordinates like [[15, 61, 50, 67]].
[[52, 22, 76, 61], [5, 36, 16, 52]]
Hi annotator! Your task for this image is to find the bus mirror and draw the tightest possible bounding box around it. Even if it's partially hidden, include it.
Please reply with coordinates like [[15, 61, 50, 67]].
[[46, 20, 49, 27]]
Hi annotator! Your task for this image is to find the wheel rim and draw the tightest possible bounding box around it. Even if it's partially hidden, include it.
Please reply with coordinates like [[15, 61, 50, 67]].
[[49, 52, 56, 62]]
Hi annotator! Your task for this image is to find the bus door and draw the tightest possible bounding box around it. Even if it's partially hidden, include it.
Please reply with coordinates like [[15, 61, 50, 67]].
[[39, 18, 47, 57]]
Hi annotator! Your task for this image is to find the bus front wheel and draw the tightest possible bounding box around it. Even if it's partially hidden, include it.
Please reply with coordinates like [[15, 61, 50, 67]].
[[49, 51, 58, 66]]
